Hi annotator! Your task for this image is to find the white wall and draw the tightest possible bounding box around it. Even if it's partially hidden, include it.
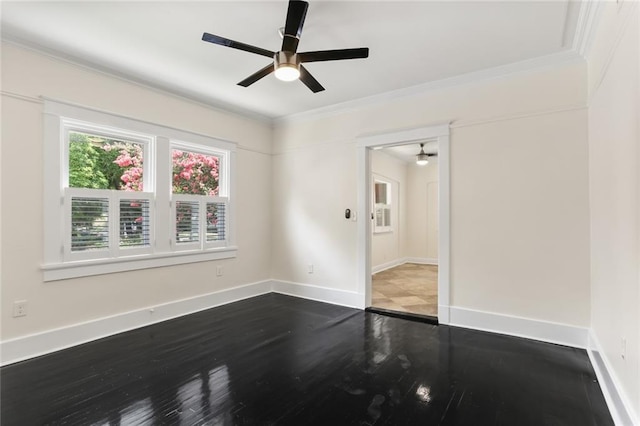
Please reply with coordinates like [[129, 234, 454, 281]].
[[371, 150, 407, 269], [406, 160, 439, 262], [273, 59, 591, 327], [587, 2, 640, 422], [1, 43, 273, 340], [270, 140, 358, 289], [450, 109, 590, 325]]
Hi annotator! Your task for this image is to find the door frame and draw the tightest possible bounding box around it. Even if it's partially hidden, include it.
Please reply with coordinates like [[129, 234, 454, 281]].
[[356, 123, 451, 324]]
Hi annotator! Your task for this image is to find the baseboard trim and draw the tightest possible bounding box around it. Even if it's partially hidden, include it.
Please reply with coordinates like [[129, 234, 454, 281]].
[[449, 306, 589, 348], [270, 279, 364, 309], [587, 330, 638, 426], [0, 280, 597, 374], [372, 257, 438, 274], [0, 280, 272, 366], [371, 258, 405, 274], [1, 279, 364, 366], [438, 305, 450, 324], [404, 257, 439, 266]]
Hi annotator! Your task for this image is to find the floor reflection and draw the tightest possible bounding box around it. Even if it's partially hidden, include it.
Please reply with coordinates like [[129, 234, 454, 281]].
[[1, 294, 613, 426]]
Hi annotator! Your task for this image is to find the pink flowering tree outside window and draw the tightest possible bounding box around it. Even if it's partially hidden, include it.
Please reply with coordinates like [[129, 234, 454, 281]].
[[108, 142, 144, 192], [171, 150, 222, 241], [171, 150, 220, 196], [106, 142, 146, 246], [111, 147, 221, 195]]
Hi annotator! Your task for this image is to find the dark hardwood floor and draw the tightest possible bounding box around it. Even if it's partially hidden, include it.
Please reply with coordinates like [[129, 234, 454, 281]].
[[1, 293, 613, 425]]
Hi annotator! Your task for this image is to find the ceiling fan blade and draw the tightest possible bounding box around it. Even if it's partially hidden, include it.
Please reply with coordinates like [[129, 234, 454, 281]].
[[281, 0, 308, 52], [299, 65, 324, 93], [202, 33, 274, 58], [237, 63, 275, 87], [299, 48, 369, 63]]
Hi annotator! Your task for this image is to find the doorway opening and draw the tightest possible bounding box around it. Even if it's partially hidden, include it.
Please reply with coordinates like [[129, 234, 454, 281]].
[[369, 142, 439, 321], [356, 124, 450, 325]]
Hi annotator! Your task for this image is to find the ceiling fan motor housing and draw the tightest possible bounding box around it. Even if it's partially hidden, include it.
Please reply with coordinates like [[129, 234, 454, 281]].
[[275, 51, 300, 70]]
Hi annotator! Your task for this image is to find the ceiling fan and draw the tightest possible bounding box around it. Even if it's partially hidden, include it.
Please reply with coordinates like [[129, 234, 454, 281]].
[[201, 0, 369, 93], [416, 143, 438, 166]]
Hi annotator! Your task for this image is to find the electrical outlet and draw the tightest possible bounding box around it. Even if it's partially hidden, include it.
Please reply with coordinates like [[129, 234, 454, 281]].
[[216, 265, 223, 277], [13, 300, 27, 317], [621, 337, 627, 360], [307, 264, 314, 274]]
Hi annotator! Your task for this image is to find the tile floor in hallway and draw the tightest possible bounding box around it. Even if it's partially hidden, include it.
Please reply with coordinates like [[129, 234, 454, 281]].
[[372, 263, 438, 316]]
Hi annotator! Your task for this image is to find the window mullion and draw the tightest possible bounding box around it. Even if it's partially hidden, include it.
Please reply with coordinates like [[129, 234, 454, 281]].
[[155, 136, 172, 253], [44, 112, 65, 264], [63, 189, 72, 261], [225, 150, 236, 246]]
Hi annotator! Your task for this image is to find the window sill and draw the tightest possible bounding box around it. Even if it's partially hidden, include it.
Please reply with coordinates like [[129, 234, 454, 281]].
[[42, 247, 238, 282]]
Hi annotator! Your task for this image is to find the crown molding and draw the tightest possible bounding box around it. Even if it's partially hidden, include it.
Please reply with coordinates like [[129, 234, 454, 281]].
[[0, 35, 273, 125], [573, 0, 604, 57], [275, 50, 584, 125]]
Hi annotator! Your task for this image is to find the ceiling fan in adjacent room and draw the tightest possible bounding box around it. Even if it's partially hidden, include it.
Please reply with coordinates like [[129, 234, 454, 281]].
[[201, 0, 369, 93], [416, 143, 438, 166]]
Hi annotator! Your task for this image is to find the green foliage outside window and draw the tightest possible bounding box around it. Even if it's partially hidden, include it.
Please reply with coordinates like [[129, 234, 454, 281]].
[[69, 132, 145, 250]]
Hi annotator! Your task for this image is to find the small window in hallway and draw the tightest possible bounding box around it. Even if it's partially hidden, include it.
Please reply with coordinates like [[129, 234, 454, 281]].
[[374, 179, 392, 232]]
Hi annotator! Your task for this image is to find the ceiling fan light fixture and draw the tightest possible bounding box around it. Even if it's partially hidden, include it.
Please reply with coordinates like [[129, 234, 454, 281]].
[[275, 64, 300, 81], [274, 51, 300, 81], [416, 143, 429, 166]]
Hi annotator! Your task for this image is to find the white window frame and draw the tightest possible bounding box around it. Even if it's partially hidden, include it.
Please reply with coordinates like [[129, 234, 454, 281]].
[[170, 141, 230, 252], [373, 177, 392, 233], [63, 120, 155, 262], [43, 99, 237, 281]]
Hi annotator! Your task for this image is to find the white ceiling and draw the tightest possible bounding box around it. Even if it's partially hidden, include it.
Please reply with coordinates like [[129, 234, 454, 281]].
[[381, 141, 439, 164], [1, 1, 582, 120]]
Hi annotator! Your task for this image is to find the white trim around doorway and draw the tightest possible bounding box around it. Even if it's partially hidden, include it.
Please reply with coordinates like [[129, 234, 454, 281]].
[[356, 123, 451, 324]]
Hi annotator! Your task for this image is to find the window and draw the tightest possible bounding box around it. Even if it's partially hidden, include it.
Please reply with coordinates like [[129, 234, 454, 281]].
[[171, 143, 228, 251], [43, 101, 236, 281], [64, 126, 154, 261], [373, 179, 392, 233]]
